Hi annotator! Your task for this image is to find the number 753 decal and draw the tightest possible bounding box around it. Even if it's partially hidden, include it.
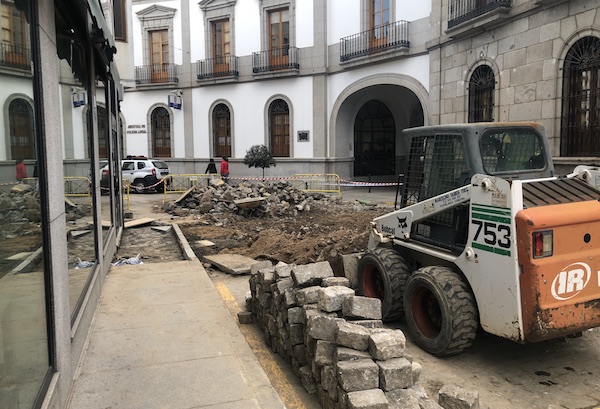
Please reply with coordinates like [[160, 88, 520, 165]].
[[471, 220, 512, 249]]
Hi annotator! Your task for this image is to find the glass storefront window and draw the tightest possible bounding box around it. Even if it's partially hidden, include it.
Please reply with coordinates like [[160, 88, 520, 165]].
[[0, 0, 50, 407]]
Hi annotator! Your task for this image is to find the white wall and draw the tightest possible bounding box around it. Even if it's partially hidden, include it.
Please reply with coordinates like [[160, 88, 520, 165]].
[[189, 0, 205, 61], [235, 0, 261, 56], [120, 89, 184, 157], [327, 54, 430, 116], [191, 76, 314, 159], [328, 0, 360, 45], [296, 1, 314, 48]]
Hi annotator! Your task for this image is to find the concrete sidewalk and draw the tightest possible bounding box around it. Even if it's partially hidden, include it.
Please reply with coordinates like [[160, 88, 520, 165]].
[[68, 259, 285, 409]]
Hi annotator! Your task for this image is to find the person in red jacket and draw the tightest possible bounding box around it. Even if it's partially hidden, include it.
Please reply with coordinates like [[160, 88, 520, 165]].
[[220, 156, 229, 183], [15, 159, 27, 182]]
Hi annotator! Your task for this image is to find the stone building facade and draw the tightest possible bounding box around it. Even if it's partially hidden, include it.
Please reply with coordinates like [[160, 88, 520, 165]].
[[428, 0, 600, 174]]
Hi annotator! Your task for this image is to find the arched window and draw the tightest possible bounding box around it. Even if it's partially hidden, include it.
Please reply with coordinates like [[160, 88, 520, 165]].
[[561, 36, 600, 156], [9, 98, 35, 159], [212, 103, 231, 157], [468, 65, 495, 123], [151, 107, 171, 157], [269, 99, 290, 157], [353, 100, 395, 177]]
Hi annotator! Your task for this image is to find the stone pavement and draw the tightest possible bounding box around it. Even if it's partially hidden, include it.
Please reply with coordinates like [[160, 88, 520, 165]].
[[67, 184, 399, 409]]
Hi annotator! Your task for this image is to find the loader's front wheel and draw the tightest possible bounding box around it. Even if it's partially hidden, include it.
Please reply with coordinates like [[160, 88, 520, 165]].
[[357, 248, 409, 322], [404, 266, 478, 356]]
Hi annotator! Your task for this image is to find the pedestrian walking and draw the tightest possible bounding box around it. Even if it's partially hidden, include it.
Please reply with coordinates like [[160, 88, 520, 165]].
[[205, 158, 217, 174], [220, 156, 229, 183], [15, 159, 27, 182]]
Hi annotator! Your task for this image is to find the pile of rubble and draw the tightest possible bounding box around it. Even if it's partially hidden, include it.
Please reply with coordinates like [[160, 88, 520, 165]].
[[0, 183, 41, 225], [248, 261, 481, 409], [165, 180, 347, 218]]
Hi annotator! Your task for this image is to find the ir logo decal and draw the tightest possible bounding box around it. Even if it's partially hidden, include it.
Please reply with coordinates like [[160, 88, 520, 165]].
[[551, 262, 592, 301]]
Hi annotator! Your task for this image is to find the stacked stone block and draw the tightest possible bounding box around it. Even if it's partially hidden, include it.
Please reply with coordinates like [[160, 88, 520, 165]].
[[248, 261, 441, 409]]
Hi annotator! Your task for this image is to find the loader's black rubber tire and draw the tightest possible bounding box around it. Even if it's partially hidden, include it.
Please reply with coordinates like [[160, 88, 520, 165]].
[[357, 248, 409, 322], [403, 266, 478, 356]]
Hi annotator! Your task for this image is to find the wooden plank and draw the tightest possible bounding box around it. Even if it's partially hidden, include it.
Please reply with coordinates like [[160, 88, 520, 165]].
[[124, 217, 155, 228], [174, 187, 194, 204]]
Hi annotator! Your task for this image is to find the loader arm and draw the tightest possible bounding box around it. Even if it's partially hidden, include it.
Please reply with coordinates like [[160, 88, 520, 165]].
[[371, 184, 472, 242]]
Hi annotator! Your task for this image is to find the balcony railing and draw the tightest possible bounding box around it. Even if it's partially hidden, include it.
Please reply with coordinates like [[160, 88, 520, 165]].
[[340, 21, 410, 62], [135, 63, 179, 85], [0, 43, 30, 70], [252, 46, 299, 73], [448, 0, 511, 29], [197, 55, 239, 80]]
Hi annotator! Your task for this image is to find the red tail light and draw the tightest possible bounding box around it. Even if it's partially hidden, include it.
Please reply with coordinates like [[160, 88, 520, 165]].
[[533, 230, 553, 258], [102, 169, 109, 177], [152, 168, 156, 177]]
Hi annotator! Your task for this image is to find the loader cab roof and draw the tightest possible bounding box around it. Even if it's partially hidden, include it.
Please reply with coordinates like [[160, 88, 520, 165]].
[[401, 122, 554, 181]]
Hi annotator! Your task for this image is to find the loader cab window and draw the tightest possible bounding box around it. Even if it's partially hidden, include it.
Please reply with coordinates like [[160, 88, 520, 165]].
[[480, 129, 545, 174]]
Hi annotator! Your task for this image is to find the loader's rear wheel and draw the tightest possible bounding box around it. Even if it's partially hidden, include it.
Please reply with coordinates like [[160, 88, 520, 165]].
[[357, 248, 409, 322], [404, 266, 478, 356]]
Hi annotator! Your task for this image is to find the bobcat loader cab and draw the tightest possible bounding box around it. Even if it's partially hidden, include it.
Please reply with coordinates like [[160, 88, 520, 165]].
[[360, 122, 600, 356]]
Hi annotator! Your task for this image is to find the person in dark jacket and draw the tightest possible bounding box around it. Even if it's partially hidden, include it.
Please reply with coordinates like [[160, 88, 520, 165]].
[[205, 158, 217, 174]]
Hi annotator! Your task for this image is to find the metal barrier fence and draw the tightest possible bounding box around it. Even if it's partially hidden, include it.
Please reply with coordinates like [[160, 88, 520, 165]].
[[21, 177, 91, 198], [290, 174, 341, 196], [163, 174, 216, 200]]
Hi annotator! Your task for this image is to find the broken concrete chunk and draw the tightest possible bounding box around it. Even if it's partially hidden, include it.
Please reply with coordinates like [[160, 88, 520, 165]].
[[369, 330, 406, 361], [385, 388, 420, 409], [296, 285, 321, 306], [438, 384, 480, 409], [343, 296, 382, 320], [377, 357, 413, 391], [347, 388, 389, 409], [322, 276, 351, 287], [336, 321, 371, 351], [299, 366, 317, 395], [314, 340, 335, 366], [237, 311, 253, 324], [335, 347, 372, 363], [307, 314, 341, 342], [291, 262, 334, 287], [318, 286, 355, 312], [337, 359, 380, 392], [287, 306, 305, 325]]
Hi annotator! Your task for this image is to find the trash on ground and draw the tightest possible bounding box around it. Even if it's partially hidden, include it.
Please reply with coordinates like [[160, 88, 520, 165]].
[[75, 258, 94, 269], [112, 253, 143, 266]]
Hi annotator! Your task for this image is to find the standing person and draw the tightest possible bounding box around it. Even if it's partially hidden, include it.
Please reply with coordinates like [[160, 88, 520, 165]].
[[205, 158, 217, 174], [220, 156, 229, 183], [15, 159, 27, 182]]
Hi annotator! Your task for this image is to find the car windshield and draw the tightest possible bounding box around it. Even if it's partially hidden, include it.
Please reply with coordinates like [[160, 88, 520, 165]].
[[152, 161, 169, 169], [479, 128, 545, 174]]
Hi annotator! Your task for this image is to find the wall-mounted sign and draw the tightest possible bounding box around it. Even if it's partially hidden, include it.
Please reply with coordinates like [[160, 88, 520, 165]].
[[298, 130, 309, 142], [126, 124, 147, 134]]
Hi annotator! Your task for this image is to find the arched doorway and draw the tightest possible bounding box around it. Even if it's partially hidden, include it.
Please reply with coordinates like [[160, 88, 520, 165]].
[[269, 99, 290, 157], [212, 103, 231, 158], [354, 100, 395, 177], [151, 106, 171, 157]]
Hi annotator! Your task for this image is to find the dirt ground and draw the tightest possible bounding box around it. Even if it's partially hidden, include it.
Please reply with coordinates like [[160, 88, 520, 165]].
[[119, 188, 598, 409]]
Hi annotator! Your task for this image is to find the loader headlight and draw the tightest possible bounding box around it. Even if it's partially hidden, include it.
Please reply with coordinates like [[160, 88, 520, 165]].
[[533, 230, 553, 258]]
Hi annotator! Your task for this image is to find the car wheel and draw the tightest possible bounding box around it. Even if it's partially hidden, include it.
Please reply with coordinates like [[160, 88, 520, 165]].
[[132, 179, 147, 193]]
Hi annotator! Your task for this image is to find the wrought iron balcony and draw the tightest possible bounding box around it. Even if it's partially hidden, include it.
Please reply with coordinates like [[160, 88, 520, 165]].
[[197, 55, 239, 80], [340, 21, 410, 62], [252, 46, 299, 73], [0, 43, 30, 70], [448, 0, 512, 29], [135, 63, 179, 85]]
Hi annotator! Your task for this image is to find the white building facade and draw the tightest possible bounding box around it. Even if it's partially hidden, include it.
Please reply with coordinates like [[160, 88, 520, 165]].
[[115, 0, 432, 180]]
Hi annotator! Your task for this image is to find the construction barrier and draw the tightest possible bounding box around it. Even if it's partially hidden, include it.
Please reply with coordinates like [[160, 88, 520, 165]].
[[63, 177, 91, 197], [290, 174, 341, 196], [163, 174, 216, 200]]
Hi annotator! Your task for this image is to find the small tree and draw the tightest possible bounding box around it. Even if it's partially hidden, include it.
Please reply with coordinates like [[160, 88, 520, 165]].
[[243, 145, 276, 180]]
